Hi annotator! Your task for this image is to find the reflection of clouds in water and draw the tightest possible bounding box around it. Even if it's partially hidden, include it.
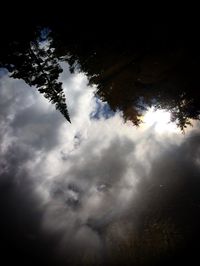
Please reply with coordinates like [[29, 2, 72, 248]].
[[0, 66, 200, 264], [142, 107, 180, 133]]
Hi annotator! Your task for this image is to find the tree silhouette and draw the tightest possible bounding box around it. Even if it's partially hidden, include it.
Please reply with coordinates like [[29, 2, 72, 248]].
[[1, 29, 71, 123], [50, 24, 200, 131], [1, 22, 200, 129]]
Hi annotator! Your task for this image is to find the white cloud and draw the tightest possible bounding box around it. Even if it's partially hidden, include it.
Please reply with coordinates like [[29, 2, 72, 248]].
[[0, 66, 200, 264]]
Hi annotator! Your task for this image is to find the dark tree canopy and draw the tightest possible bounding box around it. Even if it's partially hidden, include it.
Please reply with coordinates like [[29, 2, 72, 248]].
[[1, 20, 200, 130], [50, 23, 200, 130], [0, 28, 71, 123]]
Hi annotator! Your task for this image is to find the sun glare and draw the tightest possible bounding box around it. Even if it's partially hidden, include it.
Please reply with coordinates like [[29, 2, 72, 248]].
[[142, 107, 179, 133]]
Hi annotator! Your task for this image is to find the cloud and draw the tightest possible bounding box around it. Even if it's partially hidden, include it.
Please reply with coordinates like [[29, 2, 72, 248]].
[[0, 66, 200, 265]]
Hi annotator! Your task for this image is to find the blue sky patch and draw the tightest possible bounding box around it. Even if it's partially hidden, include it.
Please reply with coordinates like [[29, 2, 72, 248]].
[[90, 97, 115, 120]]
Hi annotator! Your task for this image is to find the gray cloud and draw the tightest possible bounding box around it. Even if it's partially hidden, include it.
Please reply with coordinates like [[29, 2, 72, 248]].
[[0, 68, 200, 265]]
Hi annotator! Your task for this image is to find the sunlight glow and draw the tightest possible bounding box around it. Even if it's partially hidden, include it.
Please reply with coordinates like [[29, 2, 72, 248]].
[[142, 107, 179, 133]]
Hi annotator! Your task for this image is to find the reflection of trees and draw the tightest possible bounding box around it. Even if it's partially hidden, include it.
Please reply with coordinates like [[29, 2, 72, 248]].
[[0, 29, 70, 123], [52, 26, 200, 130], [1, 23, 200, 129]]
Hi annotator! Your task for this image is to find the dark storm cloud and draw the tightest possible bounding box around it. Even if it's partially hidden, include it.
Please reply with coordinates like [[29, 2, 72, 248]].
[[0, 69, 200, 265]]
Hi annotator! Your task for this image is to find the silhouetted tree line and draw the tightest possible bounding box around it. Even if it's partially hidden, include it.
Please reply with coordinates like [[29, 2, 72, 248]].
[[1, 21, 200, 129], [0, 28, 70, 122]]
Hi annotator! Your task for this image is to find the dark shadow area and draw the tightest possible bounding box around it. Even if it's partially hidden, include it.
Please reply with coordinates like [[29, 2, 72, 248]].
[[1, 21, 200, 130]]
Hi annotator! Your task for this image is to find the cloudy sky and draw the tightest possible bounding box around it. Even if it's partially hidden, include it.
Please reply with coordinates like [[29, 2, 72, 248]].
[[0, 64, 200, 265]]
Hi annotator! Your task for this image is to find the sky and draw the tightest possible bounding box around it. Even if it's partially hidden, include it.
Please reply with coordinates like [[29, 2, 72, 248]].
[[0, 64, 200, 265]]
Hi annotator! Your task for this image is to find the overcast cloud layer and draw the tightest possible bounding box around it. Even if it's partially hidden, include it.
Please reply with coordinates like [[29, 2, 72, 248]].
[[0, 65, 200, 265]]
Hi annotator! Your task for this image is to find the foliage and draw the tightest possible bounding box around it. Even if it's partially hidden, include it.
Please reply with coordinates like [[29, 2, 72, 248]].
[[1, 22, 200, 129], [1, 30, 70, 123]]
